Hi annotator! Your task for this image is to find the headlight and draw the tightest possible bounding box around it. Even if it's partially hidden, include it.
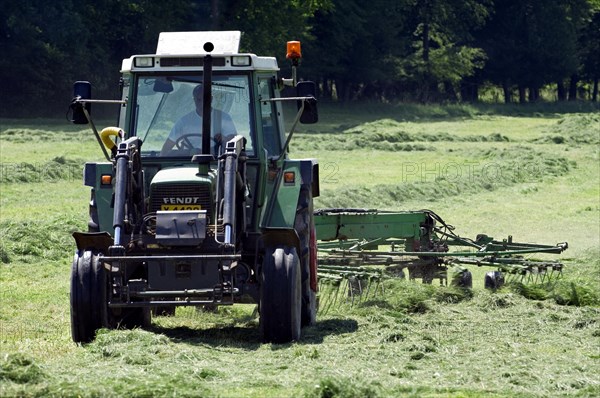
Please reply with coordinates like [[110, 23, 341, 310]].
[[231, 56, 251, 66], [134, 57, 155, 67]]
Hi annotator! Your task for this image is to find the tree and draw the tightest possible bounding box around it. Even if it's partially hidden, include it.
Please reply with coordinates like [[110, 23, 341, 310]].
[[302, 0, 397, 101], [400, 0, 491, 102], [0, 0, 199, 117], [218, 0, 329, 56], [0, 0, 88, 116], [579, 2, 600, 101], [480, 0, 591, 103]]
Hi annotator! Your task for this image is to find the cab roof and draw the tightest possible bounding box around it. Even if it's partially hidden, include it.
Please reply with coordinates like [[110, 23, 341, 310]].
[[121, 31, 279, 73]]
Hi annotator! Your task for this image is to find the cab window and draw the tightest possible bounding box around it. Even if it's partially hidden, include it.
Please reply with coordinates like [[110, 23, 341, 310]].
[[258, 76, 281, 157], [133, 74, 254, 157]]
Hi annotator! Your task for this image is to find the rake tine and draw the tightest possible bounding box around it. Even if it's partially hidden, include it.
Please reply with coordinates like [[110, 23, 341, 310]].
[[371, 276, 382, 298], [540, 268, 548, 284], [378, 276, 385, 296], [357, 276, 366, 304], [318, 278, 339, 315], [371, 276, 382, 299], [324, 281, 336, 313], [328, 279, 342, 311], [355, 277, 363, 305], [346, 277, 354, 306], [326, 280, 340, 313], [364, 276, 373, 301], [511, 271, 523, 284], [317, 280, 328, 315], [346, 277, 355, 306]]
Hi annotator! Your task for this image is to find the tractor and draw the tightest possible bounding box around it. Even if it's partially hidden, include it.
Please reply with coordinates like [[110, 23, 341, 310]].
[[69, 31, 319, 344], [69, 31, 569, 344]]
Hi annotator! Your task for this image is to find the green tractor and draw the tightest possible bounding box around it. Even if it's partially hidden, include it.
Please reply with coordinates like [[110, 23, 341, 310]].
[[69, 31, 319, 344]]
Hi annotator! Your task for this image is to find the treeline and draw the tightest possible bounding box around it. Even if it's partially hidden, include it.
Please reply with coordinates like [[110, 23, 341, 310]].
[[1, 0, 598, 117]]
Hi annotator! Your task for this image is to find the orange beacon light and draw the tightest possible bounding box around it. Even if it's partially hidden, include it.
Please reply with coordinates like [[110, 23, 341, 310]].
[[286, 41, 302, 60]]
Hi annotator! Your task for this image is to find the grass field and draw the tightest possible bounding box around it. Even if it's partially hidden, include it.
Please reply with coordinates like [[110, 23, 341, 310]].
[[0, 102, 599, 397]]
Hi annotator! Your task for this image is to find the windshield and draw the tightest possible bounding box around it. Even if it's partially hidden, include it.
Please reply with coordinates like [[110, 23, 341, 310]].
[[133, 74, 253, 157]]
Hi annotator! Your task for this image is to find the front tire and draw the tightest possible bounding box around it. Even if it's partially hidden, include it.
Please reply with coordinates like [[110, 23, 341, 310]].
[[260, 246, 302, 343], [70, 250, 104, 343]]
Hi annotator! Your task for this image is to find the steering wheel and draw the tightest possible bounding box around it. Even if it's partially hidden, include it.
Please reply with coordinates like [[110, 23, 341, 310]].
[[170, 133, 237, 156], [174, 134, 202, 151]]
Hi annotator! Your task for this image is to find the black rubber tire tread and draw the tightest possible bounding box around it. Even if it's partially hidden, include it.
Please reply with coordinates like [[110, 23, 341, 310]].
[[456, 270, 473, 288], [484, 271, 505, 290], [70, 250, 103, 343], [295, 185, 317, 327], [260, 246, 302, 344]]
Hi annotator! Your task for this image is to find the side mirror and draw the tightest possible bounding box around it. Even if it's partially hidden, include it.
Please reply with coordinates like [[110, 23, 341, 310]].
[[71, 81, 91, 124], [297, 81, 318, 124]]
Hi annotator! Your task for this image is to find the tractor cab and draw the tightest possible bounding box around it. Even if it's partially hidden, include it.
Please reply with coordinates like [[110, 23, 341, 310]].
[[71, 31, 316, 234]]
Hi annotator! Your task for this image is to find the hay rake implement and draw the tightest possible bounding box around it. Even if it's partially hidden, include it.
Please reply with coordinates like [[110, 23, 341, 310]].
[[314, 209, 567, 310]]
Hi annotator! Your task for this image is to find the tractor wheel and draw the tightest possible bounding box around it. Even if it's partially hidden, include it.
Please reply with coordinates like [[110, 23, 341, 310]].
[[260, 246, 302, 343], [70, 250, 105, 343], [484, 271, 505, 290], [295, 185, 317, 327]]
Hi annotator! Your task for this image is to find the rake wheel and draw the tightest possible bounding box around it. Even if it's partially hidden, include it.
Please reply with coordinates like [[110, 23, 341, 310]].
[[484, 271, 505, 290]]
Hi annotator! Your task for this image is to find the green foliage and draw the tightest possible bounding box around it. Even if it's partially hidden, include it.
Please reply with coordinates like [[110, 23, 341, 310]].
[[87, 329, 171, 365], [315, 144, 572, 209], [509, 280, 600, 307], [220, 0, 330, 57], [507, 251, 600, 306], [479, 0, 592, 101], [306, 376, 381, 398], [1, 0, 599, 113], [0, 215, 82, 263], [0, 353, 45, 384], [534, 113, 600, 145], [552, 281, 600, 306], [0, 156, 83, 184]]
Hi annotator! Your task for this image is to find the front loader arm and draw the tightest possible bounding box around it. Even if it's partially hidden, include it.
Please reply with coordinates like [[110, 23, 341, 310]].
[[110, 136, 143, 253]]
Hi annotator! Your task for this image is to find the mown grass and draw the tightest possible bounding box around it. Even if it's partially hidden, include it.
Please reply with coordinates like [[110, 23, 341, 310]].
[[0, 103, 599, 397]]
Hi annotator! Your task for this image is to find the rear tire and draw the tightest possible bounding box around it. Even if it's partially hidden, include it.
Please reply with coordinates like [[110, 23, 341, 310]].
[[260, 246, 302, 343], [295, 185, 317, 327]]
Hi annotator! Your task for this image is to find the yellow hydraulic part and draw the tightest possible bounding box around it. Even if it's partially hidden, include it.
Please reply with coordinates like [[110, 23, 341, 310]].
[[100, 127, 123, 150]]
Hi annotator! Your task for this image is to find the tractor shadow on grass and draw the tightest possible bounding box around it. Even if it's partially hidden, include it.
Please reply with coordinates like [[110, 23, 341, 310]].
[[148, 317, 358, 348]]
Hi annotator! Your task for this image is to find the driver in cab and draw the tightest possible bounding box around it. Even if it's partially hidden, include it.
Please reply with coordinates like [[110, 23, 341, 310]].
[[160, 84, 237, 156]]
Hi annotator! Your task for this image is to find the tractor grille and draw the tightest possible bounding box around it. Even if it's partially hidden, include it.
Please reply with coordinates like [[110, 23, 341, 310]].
[[150, 183, 213, 221]]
